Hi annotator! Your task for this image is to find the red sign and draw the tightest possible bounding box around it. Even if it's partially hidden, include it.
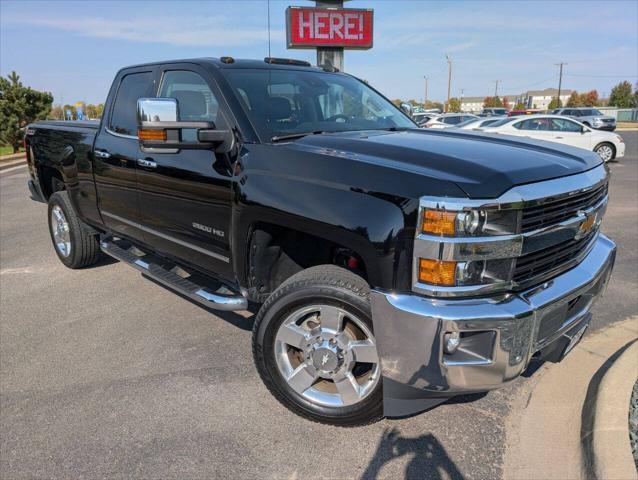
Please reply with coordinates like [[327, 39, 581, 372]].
[[286, 7, 373, 49]]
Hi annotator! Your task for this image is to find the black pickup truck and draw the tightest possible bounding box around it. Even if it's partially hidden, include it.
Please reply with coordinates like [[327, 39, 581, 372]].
[[25, 57, 616, 426]]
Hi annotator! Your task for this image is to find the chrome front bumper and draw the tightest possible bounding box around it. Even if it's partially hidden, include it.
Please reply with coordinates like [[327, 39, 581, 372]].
[[371, 234, 616, 417]]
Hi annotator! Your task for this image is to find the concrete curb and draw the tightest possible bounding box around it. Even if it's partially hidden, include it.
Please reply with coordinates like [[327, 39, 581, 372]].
[[592, 341, 638, 480], [0, 157, 27, 171], [504, 317, 638, 480], [0, 152, 25, 162]]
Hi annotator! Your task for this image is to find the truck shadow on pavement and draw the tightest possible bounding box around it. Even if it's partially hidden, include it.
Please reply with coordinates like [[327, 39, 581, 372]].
[[361, 427, 464, 480]]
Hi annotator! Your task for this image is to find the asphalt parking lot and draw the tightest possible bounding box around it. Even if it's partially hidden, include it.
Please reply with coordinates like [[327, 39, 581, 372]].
[[1, 132, 637, 479]]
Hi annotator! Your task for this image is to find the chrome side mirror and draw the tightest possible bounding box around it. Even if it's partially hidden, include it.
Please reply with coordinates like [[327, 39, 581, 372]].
[[400, 102, 413, 116], [137, 98, 179, 123], [136, 98, 233, 153]]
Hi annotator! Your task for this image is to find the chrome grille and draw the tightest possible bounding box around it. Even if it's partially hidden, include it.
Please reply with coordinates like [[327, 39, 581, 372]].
[[521, 183, 608, 233], [513, 232, 596, 283]]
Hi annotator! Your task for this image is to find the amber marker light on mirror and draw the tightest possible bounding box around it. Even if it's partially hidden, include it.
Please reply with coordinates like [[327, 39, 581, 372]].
[[138, 129, 167, 141], [422, 210, 456, 236], [418, 258, 457, 286]]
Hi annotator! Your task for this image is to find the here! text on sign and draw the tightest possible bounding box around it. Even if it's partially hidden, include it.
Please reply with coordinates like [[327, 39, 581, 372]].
[[286, 7, 373, 49]]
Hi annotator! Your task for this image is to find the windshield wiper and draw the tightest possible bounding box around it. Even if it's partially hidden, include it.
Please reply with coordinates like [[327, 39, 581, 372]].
[[270, 131, 326, 143]]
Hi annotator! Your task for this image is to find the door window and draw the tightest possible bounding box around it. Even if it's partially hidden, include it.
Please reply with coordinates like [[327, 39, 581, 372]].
[[159, 70, 221, 124], [550, 118, 582, 132], [110, 71, 153, 136]]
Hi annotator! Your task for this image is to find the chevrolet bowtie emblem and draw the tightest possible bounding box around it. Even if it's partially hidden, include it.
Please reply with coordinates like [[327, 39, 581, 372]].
[[576, 211, 596, 239]]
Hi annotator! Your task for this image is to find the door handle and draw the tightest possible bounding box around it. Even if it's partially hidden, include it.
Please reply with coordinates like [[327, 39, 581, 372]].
[[94, 150, 111, 159], [554, 136, 564, 139], [137, 158, 157, 169]]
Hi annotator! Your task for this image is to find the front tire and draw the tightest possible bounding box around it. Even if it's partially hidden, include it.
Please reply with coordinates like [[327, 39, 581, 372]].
[[47, 191, 100, 268], [252, 265, 383, 426], [594, 142, 615, 162]]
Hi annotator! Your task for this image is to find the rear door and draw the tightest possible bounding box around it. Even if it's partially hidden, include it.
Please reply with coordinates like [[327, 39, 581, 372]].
[[135, 64, 235, 279], [93, 68, 155, 238]]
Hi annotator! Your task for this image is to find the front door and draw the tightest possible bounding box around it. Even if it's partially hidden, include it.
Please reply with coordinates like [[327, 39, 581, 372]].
[[549, 118, 591, 150], [135, 66, 235, 279], [93, 69, 154, 239]]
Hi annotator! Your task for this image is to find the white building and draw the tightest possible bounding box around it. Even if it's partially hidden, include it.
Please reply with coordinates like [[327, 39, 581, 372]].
[[460, 97, 485, 113], [524, 88, 572, 110]]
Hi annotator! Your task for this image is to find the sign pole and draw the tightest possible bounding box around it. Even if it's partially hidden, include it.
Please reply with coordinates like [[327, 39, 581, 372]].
[[315, 0, 344, 71]]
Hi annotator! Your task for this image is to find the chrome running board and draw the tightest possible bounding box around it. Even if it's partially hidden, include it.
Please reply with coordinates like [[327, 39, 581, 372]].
[[100, 236, 247, 311]]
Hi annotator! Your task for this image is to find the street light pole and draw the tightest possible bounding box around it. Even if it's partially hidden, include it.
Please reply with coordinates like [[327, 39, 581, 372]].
[[424, 76, 429, 106], [494, 80, 500, 97], [446, 54, 452, 112]]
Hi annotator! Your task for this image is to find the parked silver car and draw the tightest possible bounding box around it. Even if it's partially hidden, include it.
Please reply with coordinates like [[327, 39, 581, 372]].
[[552, 108, 616, 131]]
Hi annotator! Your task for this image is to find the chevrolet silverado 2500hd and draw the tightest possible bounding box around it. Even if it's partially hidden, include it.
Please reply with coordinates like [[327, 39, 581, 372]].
[[25, 57, 616, 426]]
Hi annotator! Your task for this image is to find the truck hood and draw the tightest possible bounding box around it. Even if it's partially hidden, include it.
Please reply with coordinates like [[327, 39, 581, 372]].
[[292, 129, 602, 198]]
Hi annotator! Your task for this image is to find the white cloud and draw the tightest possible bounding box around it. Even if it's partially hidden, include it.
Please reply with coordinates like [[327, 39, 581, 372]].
[[6, 15, 285, 47]]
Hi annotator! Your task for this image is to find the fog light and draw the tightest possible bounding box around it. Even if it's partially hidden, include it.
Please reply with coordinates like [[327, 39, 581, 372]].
[[444, 331, 461, 354]]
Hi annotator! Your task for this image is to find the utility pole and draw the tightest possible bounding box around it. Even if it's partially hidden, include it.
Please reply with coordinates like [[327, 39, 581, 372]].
[[494, 80, 500, 97], [446, 54, 452, 112], [555, 62, 567, 106], [423, 76, 429, 106]]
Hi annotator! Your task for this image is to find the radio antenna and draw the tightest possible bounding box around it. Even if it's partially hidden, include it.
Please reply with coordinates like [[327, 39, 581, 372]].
[[267, 0, 272, 57]]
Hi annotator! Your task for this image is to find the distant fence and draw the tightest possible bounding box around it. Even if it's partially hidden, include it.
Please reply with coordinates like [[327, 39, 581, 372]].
[[598, 107, 638, 122]]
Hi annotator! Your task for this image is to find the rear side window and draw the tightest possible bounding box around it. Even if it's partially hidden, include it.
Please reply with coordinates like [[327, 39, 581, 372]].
[[515, 118, 551, 131], [110, 72, 153, 136], [159, 70, 220, 124]]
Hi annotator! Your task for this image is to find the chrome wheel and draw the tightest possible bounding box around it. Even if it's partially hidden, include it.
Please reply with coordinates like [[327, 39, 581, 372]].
[[595, 144, 614, 162], [274, 304, 380, 407], [50, 205, 71, 257]]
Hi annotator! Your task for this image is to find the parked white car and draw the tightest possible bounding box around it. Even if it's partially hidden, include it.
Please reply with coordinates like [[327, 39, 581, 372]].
[[422, 113, 479, 129], [480, 115, 625, 162]]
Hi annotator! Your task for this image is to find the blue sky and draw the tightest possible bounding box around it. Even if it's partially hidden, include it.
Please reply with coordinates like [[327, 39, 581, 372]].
[[1, 0, 636, 105]]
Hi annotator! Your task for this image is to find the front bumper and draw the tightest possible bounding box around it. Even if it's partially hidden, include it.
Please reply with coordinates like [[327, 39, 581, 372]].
[[595, 125, 616, 131], [371, 234, 616, 417]]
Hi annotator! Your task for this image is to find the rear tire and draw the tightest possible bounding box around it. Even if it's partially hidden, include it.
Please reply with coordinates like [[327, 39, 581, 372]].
[[47, 191, 100, 268], [252, 265, 383, 426]]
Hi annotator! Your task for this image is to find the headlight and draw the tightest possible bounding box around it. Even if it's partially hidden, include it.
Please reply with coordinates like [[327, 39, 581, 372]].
[[421, 208, 519, 237], [616, 135, 624, 143], [418, 258, 515, 287], [593, 118, 602, 124]]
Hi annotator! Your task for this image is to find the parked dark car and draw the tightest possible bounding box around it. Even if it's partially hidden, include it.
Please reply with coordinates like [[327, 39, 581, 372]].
[[25, 57, 616, 426]]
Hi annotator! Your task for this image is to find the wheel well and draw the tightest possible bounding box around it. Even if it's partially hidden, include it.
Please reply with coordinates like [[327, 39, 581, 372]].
[[39, 166, 64, 199], [247, 223, 368, 302]]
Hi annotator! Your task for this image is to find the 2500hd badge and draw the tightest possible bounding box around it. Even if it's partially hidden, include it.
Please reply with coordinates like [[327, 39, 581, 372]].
[[25, 57, 615, 426]]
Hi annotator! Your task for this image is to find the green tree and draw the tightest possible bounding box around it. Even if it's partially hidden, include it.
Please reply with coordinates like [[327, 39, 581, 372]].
[[548, 98, 562, 110], [447, 97, 461, 112], [49, 105, 64, 120], [96, 103, 105, 117], [0, 71, 53, 152], [566, 91, 582, 107], [514, 102, 526, 110], [483, 96, 504, 108], [609, 81, 633, 107]]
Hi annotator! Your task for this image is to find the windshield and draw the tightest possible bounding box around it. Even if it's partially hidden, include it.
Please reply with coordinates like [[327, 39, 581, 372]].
[[455, 118, 481, 127], [483, 118, 515, 128], [223, 69, 415, 140]]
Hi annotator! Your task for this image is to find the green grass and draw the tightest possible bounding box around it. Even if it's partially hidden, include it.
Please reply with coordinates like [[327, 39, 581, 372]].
[[0, 145, 24, 156]]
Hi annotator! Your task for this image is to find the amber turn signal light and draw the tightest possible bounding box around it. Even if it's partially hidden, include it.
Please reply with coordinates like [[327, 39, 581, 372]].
[[138, 129, 167, 141], [422, 210, 456, 236], [418, 258, 457, 286]]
